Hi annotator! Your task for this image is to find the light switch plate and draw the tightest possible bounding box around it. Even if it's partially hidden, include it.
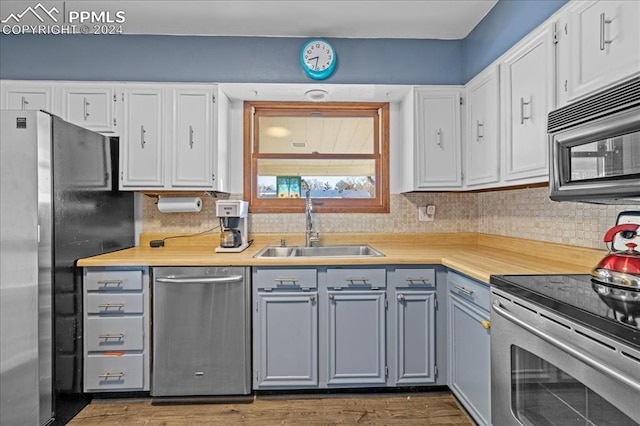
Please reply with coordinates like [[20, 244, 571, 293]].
[[418, 205, 435, 222]]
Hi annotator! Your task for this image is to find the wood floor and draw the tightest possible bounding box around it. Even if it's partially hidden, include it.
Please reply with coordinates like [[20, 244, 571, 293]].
[[68, 392, 475, 425]]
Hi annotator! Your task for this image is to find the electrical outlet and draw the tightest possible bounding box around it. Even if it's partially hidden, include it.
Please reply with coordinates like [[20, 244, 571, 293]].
[[418, 205, 436, 222]]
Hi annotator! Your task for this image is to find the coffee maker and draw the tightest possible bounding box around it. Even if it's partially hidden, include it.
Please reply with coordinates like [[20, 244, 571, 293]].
[[215, 200, 249, 252]]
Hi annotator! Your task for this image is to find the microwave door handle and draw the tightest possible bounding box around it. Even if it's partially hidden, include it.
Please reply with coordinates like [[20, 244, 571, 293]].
[[492, 300, 640, 394]]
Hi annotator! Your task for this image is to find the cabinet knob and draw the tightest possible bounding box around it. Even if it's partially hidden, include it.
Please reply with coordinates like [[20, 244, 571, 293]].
[[397, 294, 405, 301], [328, 294, 335, 300], [481, 320, 491, 330], [309, 295, 316, 302]]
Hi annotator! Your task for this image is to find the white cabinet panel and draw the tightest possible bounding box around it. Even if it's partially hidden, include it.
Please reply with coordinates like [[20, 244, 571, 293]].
[[60, 85, 117, 133], [414, 88, 462, 188], [557, 0, 640, 105], [465, 66, 500, 187], [171, 87, 216, 188], [501, 24, 554, 182], [121, 87, 165, 188], [1, 82, 53, 112]]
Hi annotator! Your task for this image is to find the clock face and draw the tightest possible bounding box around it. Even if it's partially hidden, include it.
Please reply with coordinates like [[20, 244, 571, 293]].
[[300, 39, 336, 80]]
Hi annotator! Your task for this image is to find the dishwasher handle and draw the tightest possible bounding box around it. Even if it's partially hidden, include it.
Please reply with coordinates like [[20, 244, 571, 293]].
[[155, 275, 244, 284]]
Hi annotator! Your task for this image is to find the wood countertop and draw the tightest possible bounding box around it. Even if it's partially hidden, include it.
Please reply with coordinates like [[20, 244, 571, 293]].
[[77, 233, 605, 284]]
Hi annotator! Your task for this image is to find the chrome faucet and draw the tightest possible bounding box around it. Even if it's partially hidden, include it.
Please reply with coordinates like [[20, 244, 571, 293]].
[[305, 190, 320, 247]]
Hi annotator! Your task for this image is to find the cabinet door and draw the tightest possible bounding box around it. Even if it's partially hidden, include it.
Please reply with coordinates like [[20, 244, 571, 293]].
[[171, 86, 216, 188], [326, 290, 386, 385], [465, 67, 500, 187], [393, 290, 436, 385], [61, 85, 117, 133], [121, 87, 164, 188], [414, 89, 462, 188], [501, 25, 554, 182], [1, 82, 53, 112], [559, 0, 640, 104], [255, 292, 318, 388], [448, 293, 491, 426]]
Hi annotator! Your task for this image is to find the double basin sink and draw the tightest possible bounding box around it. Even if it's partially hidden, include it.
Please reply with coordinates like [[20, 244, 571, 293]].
[[254, 244, 384, 258]]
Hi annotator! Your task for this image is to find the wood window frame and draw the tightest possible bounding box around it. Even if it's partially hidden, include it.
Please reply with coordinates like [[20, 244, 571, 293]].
[[243, 101, 390, 213]]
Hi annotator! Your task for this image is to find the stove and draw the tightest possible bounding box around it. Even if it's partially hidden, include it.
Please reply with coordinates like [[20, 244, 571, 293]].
[[490, 274, 640, 349]]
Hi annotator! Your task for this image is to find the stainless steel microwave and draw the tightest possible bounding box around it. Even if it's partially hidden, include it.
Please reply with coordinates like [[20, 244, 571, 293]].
[[548, 77, 640, 204]]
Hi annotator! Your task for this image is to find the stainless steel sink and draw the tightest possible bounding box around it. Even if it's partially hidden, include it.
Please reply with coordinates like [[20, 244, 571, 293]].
[[254, 246, 296, 257], [253, 244, 384, 258]]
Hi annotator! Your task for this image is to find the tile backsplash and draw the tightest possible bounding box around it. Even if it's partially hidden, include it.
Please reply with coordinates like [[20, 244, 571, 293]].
[[142, 187, 639, 249]]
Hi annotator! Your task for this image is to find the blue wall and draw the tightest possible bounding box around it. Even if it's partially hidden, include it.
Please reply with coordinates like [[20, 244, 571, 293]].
[[463, 0, 568, 81], [0, 0, 567, 85], [0, 35, 462, 84]]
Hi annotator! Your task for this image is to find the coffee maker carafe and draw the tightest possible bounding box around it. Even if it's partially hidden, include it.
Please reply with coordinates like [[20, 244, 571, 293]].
[[215, 200, 249, 252]]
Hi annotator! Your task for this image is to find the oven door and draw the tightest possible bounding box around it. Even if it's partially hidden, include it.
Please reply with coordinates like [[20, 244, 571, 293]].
[[490, 289, 640, 425]]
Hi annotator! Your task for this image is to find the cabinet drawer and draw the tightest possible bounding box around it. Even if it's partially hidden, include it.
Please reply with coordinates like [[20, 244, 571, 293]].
[[86, 317, 143, 351], [254, 268, 317, 290], [86, 293, 143, 314], [327, 268, 386, 289], [85, 354, 143, 391], [85, 269, 143, 291], [393, 268, 435, 288], [448, 272, 490, 311]]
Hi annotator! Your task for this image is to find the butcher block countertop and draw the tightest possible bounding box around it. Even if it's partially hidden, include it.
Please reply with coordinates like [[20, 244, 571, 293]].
[[77, 233, 605, 284]]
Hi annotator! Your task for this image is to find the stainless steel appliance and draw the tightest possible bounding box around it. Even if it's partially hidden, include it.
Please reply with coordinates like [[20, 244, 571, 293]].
[[0, 110, 134, 425], [490, 274, 640, 425], [215, 200, 249, 252], [151, 267, 251, 397], [548, 77, 640, 204]]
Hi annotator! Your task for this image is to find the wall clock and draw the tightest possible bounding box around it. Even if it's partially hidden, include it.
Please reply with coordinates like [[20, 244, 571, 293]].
[[300, 39, 337, 80]]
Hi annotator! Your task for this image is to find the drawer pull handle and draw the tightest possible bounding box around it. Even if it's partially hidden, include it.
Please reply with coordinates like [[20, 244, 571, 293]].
[[98, 333, 125, 340], [98, 372, 125, 379], [481, 320, 491, 330], [454, 285, 474, 296], [346, 277, 369, 283], [97, 280, 123, 287], [274, 278, 298, 283], [406, 278, 432, 284], [98, 303, 125, 309]]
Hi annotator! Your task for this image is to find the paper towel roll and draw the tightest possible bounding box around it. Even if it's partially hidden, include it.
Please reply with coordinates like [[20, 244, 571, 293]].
[[157, 197, 202, 213]]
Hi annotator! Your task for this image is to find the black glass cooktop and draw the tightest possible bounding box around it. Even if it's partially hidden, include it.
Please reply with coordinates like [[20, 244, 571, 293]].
[[490, 274, 640, 349]]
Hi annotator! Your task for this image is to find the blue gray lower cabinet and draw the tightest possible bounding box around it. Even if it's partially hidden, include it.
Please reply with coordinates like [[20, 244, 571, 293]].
[[447, 272, 491, 426], [252, 266, 443, 390]]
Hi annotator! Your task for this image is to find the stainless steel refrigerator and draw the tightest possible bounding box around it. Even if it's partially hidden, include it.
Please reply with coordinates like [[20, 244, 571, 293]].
[[0, 110, 135, 425]]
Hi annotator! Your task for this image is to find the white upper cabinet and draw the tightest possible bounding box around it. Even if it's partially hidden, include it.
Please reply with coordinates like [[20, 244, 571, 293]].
[[60, 84, 119, 134], [500, 23, 555, 182], [465, 66, 500, 187], [170, 86, 216, 188], [1, 82, 54, 113], [414, 88, 462, 189], [121, 86, 165, 189], [556, 0, 640, 106], [120, 83, 229, 191]]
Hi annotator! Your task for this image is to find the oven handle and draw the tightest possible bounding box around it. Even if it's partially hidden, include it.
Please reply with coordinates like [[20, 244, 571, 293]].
[[492, 300, 640, 393]]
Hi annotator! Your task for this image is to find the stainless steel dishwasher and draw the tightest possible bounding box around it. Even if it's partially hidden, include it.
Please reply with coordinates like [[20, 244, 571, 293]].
[[151, 267, 251, 397]]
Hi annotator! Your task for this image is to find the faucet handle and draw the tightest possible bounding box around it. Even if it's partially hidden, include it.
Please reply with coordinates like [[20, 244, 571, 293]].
[[309, 232, 320, 247], [280, 238, 287, 247]]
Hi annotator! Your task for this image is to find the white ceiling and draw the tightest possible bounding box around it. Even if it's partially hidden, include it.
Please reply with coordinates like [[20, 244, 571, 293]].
[[99, 0, 498, 39]]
